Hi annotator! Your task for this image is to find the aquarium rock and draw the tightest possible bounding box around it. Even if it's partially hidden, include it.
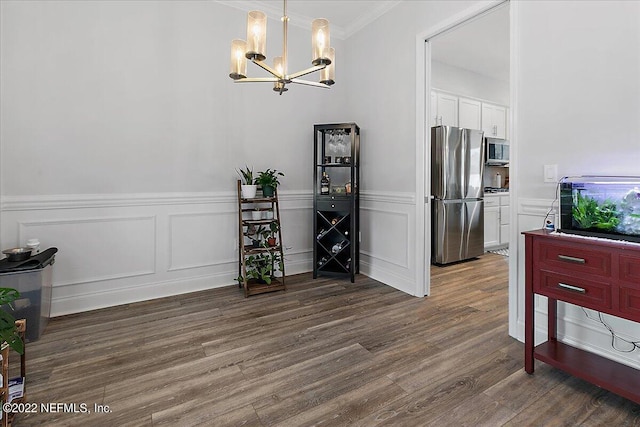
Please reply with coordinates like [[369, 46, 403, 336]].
[[617, 187, 640, 235]]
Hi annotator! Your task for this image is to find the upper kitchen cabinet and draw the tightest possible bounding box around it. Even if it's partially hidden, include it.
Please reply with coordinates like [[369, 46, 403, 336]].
[[431, 91, 458, 127], [482, 102, 507, 139], [430, 90, 509, 137], [458, 97, 482, 130]]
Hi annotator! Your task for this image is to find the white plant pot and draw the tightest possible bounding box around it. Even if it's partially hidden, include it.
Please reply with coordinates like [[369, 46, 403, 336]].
[[241, 184, 257, 199], [251, 210, 262, 220]]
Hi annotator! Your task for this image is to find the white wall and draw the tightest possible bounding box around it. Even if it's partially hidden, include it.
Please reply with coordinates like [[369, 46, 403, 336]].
[[0, 1, 348, 196], [431, 60, 509, 105], [514, 1, 640, 369], [344, 1, 480, 194], [0, 0, 348, 314]]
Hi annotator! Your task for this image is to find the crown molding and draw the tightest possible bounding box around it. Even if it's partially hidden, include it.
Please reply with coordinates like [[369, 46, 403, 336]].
[[215, 0, 402, 40], [343, 1, 402, 39], [216, 0, 345, 39]]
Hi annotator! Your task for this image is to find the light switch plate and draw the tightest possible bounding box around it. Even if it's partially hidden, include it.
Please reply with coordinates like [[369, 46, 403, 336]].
[[544, 164, 558, 183]]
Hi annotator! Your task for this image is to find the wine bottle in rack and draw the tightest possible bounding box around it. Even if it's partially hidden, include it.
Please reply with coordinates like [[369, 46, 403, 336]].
[[321, 172, 330, 195], [331, 240, 348, 254]]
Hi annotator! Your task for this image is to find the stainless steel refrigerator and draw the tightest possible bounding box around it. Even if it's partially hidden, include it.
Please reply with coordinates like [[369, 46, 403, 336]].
[[431, 126, 485, 264]]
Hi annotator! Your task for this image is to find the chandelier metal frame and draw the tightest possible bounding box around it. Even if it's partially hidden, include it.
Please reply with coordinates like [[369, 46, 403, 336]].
[[228, 0, 334, 95]]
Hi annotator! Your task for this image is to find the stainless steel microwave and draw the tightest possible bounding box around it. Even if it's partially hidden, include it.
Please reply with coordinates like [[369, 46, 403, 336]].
[[486, 137, 509, 165]]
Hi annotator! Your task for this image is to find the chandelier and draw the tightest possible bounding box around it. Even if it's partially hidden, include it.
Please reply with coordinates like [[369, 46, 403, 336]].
[[228, 0, 335, 95]]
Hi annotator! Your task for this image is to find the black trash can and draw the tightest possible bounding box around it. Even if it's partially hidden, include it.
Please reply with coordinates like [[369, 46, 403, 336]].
[[0, 248, 57, 342]]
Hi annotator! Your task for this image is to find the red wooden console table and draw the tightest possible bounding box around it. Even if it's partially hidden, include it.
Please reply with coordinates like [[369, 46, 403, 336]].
[[523, 229, 640, 404]]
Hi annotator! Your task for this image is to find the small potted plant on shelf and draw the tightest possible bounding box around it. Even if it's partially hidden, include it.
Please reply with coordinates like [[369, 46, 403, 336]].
[[237, 166, 257, 199], [251, 207, 262, 221], [245, 224, 265, 248], [267, 222, 279, 247], [255, 169, 284, 197], [0, 288, 24, 354], [257, 222, 279, 247]]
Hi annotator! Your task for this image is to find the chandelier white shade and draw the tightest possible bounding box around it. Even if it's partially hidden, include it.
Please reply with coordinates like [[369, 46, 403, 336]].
[[228, 0, 335, 95], [246, 10, 267, 60], [311, 18, 330, 65]]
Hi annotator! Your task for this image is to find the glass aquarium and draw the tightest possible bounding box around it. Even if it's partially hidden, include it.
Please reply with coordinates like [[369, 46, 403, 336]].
[[558, 176, 640, 243]]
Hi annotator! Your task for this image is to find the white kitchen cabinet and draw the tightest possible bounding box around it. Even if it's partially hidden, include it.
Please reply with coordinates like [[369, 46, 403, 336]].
[[458, 97, 482, 130], [482, 102, 507, 139], [484, 194, 510, 249], [499, 195, 510, 246], [484, 198, 500, 248], [431, 91, 458, 127]]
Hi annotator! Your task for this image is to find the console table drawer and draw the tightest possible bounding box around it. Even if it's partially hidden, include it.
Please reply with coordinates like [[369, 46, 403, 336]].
[[620, 254, 640, 286], [536, 270, 612, 310], [620, 287, 640, 322], [535, 240, 611, 278]]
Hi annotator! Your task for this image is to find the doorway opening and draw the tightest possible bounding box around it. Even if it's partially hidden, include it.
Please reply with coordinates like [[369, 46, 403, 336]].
[[422, 1, 511, 296]]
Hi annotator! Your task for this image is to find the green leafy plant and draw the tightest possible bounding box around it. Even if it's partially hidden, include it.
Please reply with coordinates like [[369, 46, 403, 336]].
[[237, 251, 283, 285], [236, 166, 255, 185], [269, 221, 280, 237], [257, 222, 279, 247], [572, 192, 620, 231], [0, 288, 24, 354], [255, 169, 284, 189]]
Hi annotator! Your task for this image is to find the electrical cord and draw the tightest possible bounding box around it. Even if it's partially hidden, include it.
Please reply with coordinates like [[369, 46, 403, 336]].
[[542, 177, 568, 230], [582, 307, 640, 353]]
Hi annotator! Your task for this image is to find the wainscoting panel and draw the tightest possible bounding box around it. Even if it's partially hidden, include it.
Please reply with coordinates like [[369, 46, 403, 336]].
[[18, 215, 156, 287], [360, 191, 416, 295], [361, 208, 409, 269], [168, 211, 236, 272], [517, 197, 640, 370], [278, 198, 313, 274]]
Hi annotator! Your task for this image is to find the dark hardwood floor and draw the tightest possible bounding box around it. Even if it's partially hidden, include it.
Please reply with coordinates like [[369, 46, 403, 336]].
[[11, 253, 640, 426]]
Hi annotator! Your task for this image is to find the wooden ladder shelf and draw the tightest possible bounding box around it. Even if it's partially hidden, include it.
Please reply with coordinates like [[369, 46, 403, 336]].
[[237, 180, 286, 297]]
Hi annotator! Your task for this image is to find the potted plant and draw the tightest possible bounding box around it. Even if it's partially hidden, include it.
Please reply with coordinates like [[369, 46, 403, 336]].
[[256, 222, 278, 247], [255, 169, 284, 197], [0, 288, 24, 354], [251, 207, 262, 220], [237, 166, 257, 199], [266, 221, 279, 247], [253, 225, 267, 248], [237, 251, 283, 285], [244, 224, 263, 248]]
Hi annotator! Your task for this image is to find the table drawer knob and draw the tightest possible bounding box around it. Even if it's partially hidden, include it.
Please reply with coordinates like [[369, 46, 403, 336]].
[[558, 282, 586, 294], [558, 254, 586, 264]]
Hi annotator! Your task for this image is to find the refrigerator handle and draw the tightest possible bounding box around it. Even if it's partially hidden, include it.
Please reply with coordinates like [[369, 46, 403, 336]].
[[462, 129, 470, 198]]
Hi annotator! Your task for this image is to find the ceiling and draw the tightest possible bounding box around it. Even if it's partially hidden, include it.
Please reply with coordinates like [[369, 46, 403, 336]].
[[430, 4, 510, 83], [218, 1, 509, 81]]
